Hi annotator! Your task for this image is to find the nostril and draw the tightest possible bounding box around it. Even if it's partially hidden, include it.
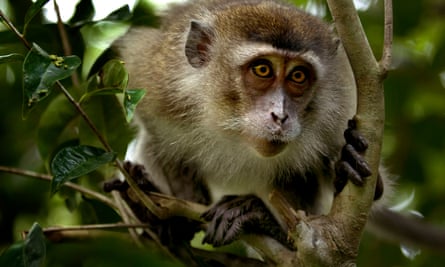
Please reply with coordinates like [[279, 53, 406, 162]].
[[271, 112, 289, 125]]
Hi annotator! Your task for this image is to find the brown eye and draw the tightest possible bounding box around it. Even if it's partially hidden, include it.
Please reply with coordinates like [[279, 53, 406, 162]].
[[289, 67, 308, 84], [251, 61, 273, 78]]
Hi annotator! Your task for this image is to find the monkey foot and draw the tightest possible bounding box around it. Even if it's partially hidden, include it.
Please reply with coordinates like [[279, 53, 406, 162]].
[[201, 194, 294, 250]]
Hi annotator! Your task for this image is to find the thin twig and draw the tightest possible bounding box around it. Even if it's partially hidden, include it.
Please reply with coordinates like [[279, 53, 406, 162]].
[[0, 165, 117, 209], [0, 10, 32, 49], [110, 191, 178, 258], [380, 0, 393, 75], [111, 191, 144, 247], [41, 222, 151, 233], [53, 0, 80, 87], [53, 0, 72, 57], [55, 81, 114, 152], [22, 222, 150, 242]]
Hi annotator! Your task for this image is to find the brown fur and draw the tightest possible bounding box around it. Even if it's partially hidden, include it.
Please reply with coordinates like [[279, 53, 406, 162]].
[[115, 0, 357, 223]]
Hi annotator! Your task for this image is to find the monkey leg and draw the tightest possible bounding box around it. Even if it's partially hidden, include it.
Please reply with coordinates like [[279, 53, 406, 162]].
[[334, 119, 383, 200], [201, 194, 294, 250]]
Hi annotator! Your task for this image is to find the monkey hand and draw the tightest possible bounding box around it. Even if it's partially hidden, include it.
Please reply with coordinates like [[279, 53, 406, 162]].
[[104, 161, 160, 194], [334, 119, 383, 200], [201, 194, 295, 250]]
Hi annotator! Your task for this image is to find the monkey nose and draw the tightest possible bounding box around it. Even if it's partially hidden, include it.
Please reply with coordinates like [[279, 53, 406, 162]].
[[271, 112, 289, 125]]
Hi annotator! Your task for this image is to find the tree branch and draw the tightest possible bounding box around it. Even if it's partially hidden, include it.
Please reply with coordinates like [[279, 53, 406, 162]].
[[264, 0, 391, 265], [0, 165, 116, 209], [0, 10, 32, 49], [23, 222, 149, 242], [53, 0, 80, 87], [380, 0, 393, 74], [326, 0, 385, 221]]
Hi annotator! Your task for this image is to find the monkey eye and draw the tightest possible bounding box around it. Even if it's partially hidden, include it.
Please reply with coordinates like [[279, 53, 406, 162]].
[[289, 66, 309, 84], [250, 60, 273, 78]]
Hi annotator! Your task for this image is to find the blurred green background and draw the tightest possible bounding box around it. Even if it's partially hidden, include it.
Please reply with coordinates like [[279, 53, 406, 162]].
[[1, 0, 445, 266]]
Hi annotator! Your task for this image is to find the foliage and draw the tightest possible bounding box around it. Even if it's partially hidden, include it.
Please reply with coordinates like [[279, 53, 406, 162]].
[[0, 0, 444, 266]]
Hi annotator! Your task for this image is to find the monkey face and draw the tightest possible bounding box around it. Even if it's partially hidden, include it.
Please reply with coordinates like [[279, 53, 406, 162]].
[[236, 53, 317, 157]]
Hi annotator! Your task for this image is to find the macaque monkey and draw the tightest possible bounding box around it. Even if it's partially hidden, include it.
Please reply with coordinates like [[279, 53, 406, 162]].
[[103, 0, 445, 261]]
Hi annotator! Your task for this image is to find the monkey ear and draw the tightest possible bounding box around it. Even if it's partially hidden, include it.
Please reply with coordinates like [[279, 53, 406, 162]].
[[185, 21, 214, 68]]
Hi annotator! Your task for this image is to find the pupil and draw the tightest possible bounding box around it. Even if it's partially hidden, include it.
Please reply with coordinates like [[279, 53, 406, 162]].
[[260, 66, 267, 74], [294, 71, 304, 81]]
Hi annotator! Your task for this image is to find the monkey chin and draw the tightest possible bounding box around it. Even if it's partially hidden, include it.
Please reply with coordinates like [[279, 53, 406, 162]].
[[250, 138, 288, 158]]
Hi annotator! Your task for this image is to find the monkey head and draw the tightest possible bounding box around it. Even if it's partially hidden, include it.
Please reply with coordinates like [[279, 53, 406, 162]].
[[182, 2, 355, 158]]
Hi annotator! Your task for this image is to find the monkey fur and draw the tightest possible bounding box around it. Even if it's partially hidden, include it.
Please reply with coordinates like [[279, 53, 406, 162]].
[[106, 0, 445, 259]]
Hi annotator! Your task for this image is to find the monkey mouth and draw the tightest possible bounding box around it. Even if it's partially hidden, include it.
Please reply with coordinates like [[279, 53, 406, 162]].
[[247, 137, 288, 157]]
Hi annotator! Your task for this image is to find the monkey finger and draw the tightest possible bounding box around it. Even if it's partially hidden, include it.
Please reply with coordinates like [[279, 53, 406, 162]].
[[123, 161, 160, 192], [201, 194, 253, 221], [341, 144, 372, 177], [336, 160, 366, 186], [344, 128, 368, 152], [347, 119, 357, 130], [334, 162, 349, 194], [374, 173, 384, 200], [103, 179, 129, 192], [202, 220, 221, 246]]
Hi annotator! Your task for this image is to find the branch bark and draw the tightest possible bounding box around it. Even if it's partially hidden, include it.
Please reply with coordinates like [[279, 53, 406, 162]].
[[266, 0, 391, 265], [327, 0, 387, 219]]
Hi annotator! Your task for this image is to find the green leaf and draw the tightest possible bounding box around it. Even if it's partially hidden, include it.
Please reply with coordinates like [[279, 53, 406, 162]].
[[22, 44, 81, 112], [24, 0, 51, 36], [23, 223, 46, 267], [79, 87, 124, 104], [37, 95, 79, 165], [0, 53, 24, 64], [0, 223, 46, 267], [99, 59, 129, 90], [79, 95, 135, 160], [124, 89, 146, 122], [0, 242, 26, 267], [80, 21, 130, 78], [82, 59, 144, 122], [68, 0, 95, 26], [103, 5, 132, 21], [50, 145, 116, 194]]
